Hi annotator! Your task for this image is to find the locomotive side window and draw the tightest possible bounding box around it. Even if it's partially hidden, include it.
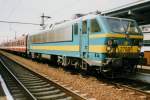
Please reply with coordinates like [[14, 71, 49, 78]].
[[91, 19, 101, 33], [82, 21, 87, 34], [74, 23, 78, 35]]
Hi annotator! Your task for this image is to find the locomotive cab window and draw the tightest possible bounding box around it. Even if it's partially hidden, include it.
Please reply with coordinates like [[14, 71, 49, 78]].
[[122, 20, 139, 34], [73, 23, 78, 35], [91, 19, 101, 33], [82, 21, 87, 34], [107, 18, 140, 34], [107, 18, 124, 33]]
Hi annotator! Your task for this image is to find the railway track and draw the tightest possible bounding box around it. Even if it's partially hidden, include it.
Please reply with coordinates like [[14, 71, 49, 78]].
[[0, 55, 87, 100], [108, 77, 150, 99], [1, 51, 150, 99]]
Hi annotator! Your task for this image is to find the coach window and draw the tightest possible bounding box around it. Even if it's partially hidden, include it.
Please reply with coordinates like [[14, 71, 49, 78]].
[[33, 36, 35, 43], [22, 41, 24, 45], [32, 36, 33, 42], [74, 23, 78, 35], [35, 35, 38, 43], [82, 21, 87, 34], [18, 41, 19, 45], [91, 19, 101, 33]]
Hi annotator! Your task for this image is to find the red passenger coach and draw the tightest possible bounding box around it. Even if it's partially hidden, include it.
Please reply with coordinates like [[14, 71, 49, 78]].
[[0, 34, 27, 54], [12, 35, 27, 53]]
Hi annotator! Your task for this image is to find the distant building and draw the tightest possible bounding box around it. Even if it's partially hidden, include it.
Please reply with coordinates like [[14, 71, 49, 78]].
[[140, 24, 150, 52]]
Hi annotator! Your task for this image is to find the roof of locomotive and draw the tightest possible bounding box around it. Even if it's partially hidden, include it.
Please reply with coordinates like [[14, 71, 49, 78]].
[[29, 14, 136, 36], [29, 14, 98, 36]]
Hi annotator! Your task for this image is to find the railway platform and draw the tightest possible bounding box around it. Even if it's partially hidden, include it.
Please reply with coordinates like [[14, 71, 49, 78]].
[[0, 75, 13, 100], [137, 65, 150, 73], [0, 84, 6, 100], [129, 66, 150, 83]]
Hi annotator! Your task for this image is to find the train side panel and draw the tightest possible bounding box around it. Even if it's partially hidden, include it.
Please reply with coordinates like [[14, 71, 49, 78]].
[[28, 21, 81, 59], [28, 16, 108, 66]]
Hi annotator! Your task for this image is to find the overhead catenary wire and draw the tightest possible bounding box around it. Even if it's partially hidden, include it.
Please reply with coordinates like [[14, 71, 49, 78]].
[[0, 0, 81, 27], [0, 20, 40, 25]]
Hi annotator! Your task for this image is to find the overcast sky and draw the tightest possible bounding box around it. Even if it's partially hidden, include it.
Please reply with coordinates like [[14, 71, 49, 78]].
[[0, 0, 142, 42]]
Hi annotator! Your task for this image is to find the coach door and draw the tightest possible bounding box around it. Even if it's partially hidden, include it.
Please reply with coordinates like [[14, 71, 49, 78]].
[[79, 19, 89, 58]]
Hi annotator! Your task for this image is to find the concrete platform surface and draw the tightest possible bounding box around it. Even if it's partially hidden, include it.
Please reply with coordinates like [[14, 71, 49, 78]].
[[137, 65, 150, 70]]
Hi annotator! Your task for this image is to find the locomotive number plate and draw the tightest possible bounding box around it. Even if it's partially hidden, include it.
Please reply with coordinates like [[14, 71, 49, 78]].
[[117, 46, 138, 53]]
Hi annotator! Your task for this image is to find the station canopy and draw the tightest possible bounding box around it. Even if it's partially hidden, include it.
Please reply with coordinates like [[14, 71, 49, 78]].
[[102, 0, 150, 25]]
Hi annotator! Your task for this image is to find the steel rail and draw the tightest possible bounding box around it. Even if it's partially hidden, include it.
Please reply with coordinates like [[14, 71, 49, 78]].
[[110, 80, 150, 98], [0, 58, 37, 100], [0, 54, 87, 100]]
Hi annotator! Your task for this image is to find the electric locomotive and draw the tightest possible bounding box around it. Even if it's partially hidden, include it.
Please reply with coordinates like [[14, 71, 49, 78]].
[[26, 14, 143, 77]]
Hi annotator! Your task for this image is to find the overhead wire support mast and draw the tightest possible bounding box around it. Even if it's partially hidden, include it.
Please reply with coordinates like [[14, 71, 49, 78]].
[[0, 20, 40, 25], [40, 13, 51, 29]]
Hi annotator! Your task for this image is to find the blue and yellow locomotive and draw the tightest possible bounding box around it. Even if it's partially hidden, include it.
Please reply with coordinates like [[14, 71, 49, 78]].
[[28, 14, 143, 77]]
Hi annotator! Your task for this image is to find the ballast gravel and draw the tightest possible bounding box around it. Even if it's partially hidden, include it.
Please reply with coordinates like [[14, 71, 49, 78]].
[[1, 51, 146, 100]]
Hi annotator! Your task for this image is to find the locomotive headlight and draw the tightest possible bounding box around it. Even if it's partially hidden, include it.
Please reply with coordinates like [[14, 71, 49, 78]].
[[106, 40, 113, 53], [107, 39, 118, 47], [106, 39, 118, 54], [138, 47, 141, 51], [107, 40, 113, 46], [106, 46, 111, 51]]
